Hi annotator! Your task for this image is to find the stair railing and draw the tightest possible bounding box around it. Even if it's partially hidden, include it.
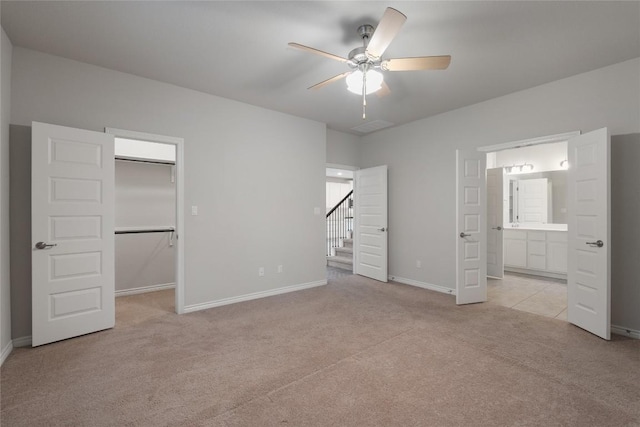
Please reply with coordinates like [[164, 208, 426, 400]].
[[326, 190, 353, 257]]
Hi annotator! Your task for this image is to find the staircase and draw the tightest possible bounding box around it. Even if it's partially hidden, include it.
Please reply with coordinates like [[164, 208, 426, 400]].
[[327, 238, 353, 271], [326, 189, 354, 271]]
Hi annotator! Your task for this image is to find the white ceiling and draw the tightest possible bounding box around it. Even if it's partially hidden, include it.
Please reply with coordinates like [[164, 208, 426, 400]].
[[2, 1, 639, 135]]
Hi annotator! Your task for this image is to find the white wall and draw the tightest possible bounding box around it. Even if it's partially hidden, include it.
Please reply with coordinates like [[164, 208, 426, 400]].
[[359, 58, 640, 295], [326, 129, 360, 167], [10, 48, 326, 330], [0, 28, 13, 362]]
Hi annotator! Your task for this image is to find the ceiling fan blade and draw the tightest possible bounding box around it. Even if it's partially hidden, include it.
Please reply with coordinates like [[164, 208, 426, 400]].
[[376, 81, 391, 97], [308, 72, 352, 90], [288, 42, 348, 63], [381, 56, 452, 71], [365, 7, 407, 60]]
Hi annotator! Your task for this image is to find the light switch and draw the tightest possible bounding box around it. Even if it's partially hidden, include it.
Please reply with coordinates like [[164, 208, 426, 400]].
[[191, 206, 198, 216]]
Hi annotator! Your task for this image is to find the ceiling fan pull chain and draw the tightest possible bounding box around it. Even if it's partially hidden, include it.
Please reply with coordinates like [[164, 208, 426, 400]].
[[362, 70, 367, 119]]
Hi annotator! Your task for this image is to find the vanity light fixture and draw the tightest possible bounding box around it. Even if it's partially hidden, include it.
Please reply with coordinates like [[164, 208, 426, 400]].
[[505, 163, 534, 174]]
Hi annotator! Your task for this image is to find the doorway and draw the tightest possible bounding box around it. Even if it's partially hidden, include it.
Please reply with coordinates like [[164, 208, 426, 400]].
[[106, 128, 185, 315], [325, 166, 355, 275], [483, 136, 570, 318]]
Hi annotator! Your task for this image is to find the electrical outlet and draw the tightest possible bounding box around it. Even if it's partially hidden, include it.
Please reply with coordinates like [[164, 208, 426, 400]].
[[416, 260, 422, 268], [191, 206, 198, 216], [277, 265, 283, 273], [258, 267, 265, 277]]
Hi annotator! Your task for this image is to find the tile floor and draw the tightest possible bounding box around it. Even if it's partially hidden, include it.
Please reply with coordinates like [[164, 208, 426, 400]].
[[488, 272, 567, 320]]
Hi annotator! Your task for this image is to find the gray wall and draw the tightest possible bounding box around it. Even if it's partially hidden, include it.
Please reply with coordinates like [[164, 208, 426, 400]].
[[10, 47, 326, 339], [115, 160, 176, 292], [9, 125, 30, 340], [1, 28, 13, 357], [326, 129, 360, 167], [611, 134, 640, 331], [360, 58, 640, 331]]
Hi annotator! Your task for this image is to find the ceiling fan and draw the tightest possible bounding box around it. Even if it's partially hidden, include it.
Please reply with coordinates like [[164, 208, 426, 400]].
[[288, 7, 451, 119]]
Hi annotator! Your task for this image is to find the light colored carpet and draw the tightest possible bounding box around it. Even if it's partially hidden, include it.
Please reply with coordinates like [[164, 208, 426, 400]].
[[2, 273, 639, 426]]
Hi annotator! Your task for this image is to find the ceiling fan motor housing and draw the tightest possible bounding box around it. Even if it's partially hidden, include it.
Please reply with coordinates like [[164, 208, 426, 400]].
[[348, 24, 380, 69]]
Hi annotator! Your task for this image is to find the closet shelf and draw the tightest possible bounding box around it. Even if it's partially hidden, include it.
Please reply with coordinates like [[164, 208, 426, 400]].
[[115, 227, 175, 235]]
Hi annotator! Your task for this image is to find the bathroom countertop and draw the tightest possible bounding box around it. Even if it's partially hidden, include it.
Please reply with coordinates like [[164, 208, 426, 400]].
[[503, 224, 568, 232]]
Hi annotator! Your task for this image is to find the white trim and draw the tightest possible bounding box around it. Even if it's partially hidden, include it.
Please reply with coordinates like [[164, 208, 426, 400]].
[[389, 276, 456, 296], [477, 131, 580, 153], [326, 163, 360, 171], [12, 336, 32, 348], [104, 127, 186, 315], [105, 127, 183, 145], [115, 282, 175, 297], [1, 341, 13, 365], [611, 325, 640, 340], [504, 267, 567, 281], [183, 280, 327, 314]]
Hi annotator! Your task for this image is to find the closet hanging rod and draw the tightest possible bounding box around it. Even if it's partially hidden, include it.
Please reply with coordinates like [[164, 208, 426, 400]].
[[115, 227, 175, 235], [115, 156, 175, 166]]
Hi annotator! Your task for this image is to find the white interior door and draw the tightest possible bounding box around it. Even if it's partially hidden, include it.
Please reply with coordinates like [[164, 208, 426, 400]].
[[567, 128, 610, 340], [32, 122, 115, 346], [354, 165, 388, 282], [518, 178, 548, 223], [456, 150, 487, 304], [486, 167, 504, 278]]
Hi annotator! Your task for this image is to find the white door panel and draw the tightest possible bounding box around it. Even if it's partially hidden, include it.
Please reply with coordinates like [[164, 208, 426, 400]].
[[486, 168, 504, 278], [32, 122, 115, 346], [567, 128, 610, 340], [456, 150, 487, 304], [355, 165, 388, 282]]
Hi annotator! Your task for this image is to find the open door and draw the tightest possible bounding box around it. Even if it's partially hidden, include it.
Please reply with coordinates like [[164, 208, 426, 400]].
[[354, 165, 388, 282], [486, 167, 504, 278], [32, 122, 115, 346], [456, 150, 487, 304], [567, 128, 611, 340]]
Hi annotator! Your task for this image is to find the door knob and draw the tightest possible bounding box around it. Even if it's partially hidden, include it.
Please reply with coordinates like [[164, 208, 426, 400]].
[[35, 241, 57, 250], [491, 226, 503, 231], [459, 232, 471, 238], [586, 240, 604, 248]]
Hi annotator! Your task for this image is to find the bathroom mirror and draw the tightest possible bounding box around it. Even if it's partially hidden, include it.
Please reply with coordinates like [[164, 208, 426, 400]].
[[507, 170, 567, 225]]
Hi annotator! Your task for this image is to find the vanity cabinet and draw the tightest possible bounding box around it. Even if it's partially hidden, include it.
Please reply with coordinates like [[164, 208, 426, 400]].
[[503, 229, 567, 277], [504, 230, 527, 268]]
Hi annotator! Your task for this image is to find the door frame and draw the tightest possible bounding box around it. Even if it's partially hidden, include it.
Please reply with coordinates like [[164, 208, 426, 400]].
[[105, 127, 186, 314]]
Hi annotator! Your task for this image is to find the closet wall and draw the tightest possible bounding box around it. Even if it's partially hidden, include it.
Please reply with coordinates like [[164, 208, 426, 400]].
[[115, 160, 176, 293]]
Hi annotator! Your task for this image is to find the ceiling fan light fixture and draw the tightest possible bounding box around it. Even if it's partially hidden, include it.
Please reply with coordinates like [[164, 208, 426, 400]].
[[346, 69, 383, 95]]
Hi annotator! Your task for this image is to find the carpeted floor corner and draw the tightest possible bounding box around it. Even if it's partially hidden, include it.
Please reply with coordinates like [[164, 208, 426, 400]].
[[2, 271, 639, 426]]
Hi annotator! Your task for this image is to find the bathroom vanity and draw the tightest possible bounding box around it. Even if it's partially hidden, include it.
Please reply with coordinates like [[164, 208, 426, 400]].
[[503, 224, 568, 279]]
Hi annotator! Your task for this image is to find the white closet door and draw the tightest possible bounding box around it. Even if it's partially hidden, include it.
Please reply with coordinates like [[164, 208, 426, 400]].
[[32, 122, 115, 347]]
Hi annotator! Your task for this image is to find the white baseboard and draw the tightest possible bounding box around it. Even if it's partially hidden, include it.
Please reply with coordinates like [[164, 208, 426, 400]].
[[115, 282, 175, 297], [504, 267, 567, 281], [1, 340, 13, 366], [611, 325, 640, 339], [183, 280, 327, 314], [389, 275, 456, 296], [12, 335, 32, 348]]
